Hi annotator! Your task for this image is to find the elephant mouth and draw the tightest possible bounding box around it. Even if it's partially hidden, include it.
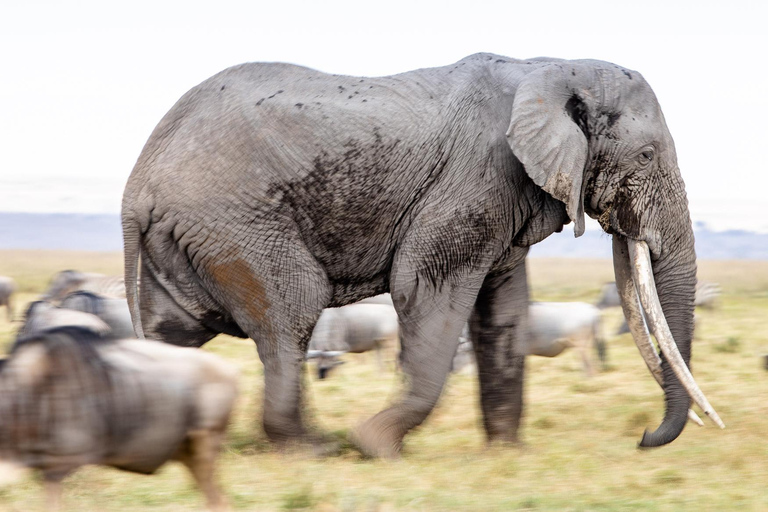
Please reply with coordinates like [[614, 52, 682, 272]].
[[613, 236, 724, 433]]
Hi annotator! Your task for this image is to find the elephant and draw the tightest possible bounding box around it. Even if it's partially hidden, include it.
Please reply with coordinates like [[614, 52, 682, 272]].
[[0, 276, 16, 321], [122, 53, 723, 457]]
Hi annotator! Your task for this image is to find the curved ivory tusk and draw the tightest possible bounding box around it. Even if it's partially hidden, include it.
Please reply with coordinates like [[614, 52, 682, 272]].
[[627, 240, 725, 429], [612, 238, 703, 426]]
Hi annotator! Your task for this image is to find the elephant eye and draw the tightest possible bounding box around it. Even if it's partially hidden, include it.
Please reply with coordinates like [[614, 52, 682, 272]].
[[638, 149, 655, 165]]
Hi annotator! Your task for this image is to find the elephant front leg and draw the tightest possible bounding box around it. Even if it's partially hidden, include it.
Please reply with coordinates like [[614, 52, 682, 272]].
[[470, 258, 530, 444]]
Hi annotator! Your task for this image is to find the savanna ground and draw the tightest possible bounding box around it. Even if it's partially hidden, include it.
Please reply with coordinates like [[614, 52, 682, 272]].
[[0, 250, 766, 511]]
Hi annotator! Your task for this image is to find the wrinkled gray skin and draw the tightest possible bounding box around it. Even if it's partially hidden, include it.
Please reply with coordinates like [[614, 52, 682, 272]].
[[123, 53, 699, 456], [43, 270, 126, 302], [59, 291, 136, 339], [307, 302, 398, 379], [0, 276, 16, 321]]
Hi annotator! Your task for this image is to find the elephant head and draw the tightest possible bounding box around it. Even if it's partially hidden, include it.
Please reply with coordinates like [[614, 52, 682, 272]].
[[507, 61, 723, 447]]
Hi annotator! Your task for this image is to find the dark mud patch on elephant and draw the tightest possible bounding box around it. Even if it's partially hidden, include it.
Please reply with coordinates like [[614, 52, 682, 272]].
[[265, 131, 447, 289]]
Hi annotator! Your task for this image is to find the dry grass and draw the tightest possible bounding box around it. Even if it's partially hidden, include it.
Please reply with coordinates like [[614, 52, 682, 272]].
[[0, 250, 767, 511]]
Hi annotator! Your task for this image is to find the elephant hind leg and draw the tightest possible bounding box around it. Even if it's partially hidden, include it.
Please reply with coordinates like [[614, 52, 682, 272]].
[[201, 235, 332, 447]]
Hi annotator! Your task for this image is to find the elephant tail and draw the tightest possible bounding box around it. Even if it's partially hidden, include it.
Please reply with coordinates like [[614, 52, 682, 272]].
[[122, 211, 145, 339]]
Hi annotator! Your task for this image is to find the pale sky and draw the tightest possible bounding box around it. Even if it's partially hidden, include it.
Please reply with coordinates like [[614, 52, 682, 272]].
[[2, 0, 767, 232]]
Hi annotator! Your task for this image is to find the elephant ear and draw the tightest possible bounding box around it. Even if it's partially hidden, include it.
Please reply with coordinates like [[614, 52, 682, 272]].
[[506, 64, 594, 237]]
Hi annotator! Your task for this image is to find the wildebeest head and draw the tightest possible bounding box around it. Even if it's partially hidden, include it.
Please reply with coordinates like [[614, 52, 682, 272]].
[[306, 350, 346, 379]]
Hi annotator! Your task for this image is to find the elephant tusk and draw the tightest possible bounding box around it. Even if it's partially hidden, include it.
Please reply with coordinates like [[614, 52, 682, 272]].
[[627, 240, 724, 429], [612, 238, 703, 426]]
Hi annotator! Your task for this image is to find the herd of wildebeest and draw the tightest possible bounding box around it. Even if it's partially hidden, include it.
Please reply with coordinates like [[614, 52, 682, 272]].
[[0, 269, 724, 510]]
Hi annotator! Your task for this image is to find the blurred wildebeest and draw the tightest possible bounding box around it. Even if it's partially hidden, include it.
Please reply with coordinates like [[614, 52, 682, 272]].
[[0, 276, 16, 321], [598, 280, 721, 310], [450, 325, 474, 373], [42, 270, 127, 302], [17, 300, 112, 339], [455, 302, 606, 376], [307, 303, 399, 379], [604, 281, 719, 335], [0, 326, 238, 511], [526, 302, 606, 375], [59, 291, 135, 339]]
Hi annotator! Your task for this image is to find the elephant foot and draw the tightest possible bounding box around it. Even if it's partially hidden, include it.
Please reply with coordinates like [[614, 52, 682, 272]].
[[486, 432, 524, 448], [266, 424, 342, 458], [484, 418, 522, 447], [350, 410, 406, 459]]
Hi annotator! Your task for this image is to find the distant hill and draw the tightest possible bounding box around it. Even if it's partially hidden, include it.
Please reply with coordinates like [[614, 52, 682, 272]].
[[0, 213, 123, 252], [1, 212, 766, 259], [530, 223, 768, 260]]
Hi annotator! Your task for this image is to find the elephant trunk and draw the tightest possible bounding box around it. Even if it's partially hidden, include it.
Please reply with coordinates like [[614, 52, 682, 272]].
[[612, 227, 723, 448]]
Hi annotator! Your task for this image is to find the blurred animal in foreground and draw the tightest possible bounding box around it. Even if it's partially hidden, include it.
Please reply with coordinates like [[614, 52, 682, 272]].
[[307, 302, 399, 379], [0, 326, 238, 512], [453, 302, 606, 376], [42, 270, 127, 302], [59, 291, 135, 339], [18, 300, 112, 338], [0, 276, 16, 321]]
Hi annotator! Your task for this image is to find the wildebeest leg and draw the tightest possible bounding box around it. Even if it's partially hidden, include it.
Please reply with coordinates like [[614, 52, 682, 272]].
[[577, 331, 596, 377], [202, 236, 331, 447], [470, 257, 529, 445], [374, 339, 385, 372], [43, 475, 64, 512], [178, 430, 228, 512], [352, 247, 487, 458]]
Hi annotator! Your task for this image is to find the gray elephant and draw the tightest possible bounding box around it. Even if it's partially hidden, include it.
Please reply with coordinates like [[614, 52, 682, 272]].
[[122, 53, 722, 457], [0, 276, 16, 321]]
